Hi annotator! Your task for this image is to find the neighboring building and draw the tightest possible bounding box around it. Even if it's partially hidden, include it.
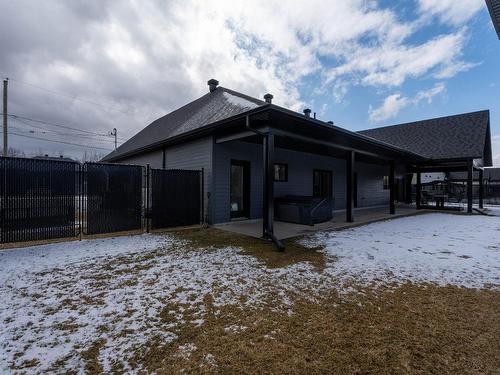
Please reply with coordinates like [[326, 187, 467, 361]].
[[486, 0, 500, 39], [34, 154, 76, 163], [448, 167, 500, 204], [102, 80, 492, 239]]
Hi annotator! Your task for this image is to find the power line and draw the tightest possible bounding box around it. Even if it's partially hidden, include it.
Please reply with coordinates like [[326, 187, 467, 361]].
[[11, 116, 122, 145], [3, 75, 135, 116], [8, 113, 125, 139], [9, 132, 113, 151]]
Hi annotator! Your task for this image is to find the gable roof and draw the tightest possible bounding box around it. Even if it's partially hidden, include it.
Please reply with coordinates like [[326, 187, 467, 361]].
[[103, 87, 265, 161], [358, 111, 491, 164], [486, 0, 500, 39]]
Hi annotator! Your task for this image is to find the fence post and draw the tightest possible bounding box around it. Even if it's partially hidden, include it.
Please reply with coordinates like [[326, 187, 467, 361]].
[[146, 164, 150, 233], [79, 163, 82, 241], [200, 168, 204, 225]]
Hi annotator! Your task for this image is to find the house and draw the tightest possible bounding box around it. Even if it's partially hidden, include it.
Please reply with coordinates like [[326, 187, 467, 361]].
[[102, 79, 492, 243], [34, 154, 76, 163], [486, 0, 500, 39]]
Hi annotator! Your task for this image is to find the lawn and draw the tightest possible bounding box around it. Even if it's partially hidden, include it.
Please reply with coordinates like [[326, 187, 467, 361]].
[[0, 213, 499, 374]]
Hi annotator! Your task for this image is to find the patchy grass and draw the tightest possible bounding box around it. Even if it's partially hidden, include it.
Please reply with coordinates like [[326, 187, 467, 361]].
[[131, 284, 500, 375], [2, 222, 499, 374], [80, 338, 106, 374], [170, 228, 326, 270]]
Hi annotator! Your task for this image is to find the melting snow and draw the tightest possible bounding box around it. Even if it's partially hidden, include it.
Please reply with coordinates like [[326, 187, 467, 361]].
[[0, 212, 499, 373], [303, 212, 500, 288]]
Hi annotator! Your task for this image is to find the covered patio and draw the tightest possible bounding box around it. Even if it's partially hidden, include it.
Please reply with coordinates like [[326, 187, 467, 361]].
[[216, 205, 419, 240], [213, 106, 425, 248]]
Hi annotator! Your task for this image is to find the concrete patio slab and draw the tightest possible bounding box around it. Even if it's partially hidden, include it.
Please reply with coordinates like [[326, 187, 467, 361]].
[[216, 205, 424, 240]]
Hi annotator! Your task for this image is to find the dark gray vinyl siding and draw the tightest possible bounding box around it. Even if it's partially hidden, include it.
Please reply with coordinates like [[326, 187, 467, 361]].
[[213, 141, 264, 223], [163, 137, 213, 220], [355, 163, 390, 208], [119, 149, 164, 168], [119, 137, 213, 221], [212, 141, 390, 224]]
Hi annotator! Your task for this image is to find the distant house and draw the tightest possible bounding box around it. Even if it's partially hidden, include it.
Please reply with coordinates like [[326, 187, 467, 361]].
[[103, 79, 492, 240], [34, 155, 76, 163]]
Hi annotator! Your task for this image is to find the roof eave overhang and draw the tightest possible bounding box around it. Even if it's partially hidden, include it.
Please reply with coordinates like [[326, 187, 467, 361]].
[[103, 105, 272, 162], [263, 105, 427, 163], [105, 105, 430, 164]]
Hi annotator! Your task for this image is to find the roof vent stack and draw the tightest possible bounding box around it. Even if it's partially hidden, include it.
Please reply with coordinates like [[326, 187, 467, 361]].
[[327, 121, 334, 125], [264, 93, 273, 104], [207, 79, 219, 93], [303, 108, 311, 117]]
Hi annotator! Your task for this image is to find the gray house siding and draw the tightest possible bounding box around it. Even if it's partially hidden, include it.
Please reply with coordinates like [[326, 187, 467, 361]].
[[355, 163, 390, 208], [213, 141, 264, 224], [119, 149, 164, 168], [163, 137, 213, 221], [212, 141, 390, 224], [119, 137, 213, 221]]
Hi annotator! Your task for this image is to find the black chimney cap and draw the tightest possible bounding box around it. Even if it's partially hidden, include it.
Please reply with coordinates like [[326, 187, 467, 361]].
[[303, 108, 311, 117], [327, 121, 334, 124], [263, 93, 273, 103], [207, 79, 219, 92]]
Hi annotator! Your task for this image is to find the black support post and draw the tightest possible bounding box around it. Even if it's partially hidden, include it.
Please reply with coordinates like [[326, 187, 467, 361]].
[[389, 161, 395, 214], [405, 173, 413, 204], [479, 168, 484, 209], [467, 160, 473, 213], [262, 135, 268, 237], [262, 133, 275, 238], [346, 151, 355, 222], [266, 134, 275, 237], [146, 164, 150, 232], [416, 168, 422, 209]]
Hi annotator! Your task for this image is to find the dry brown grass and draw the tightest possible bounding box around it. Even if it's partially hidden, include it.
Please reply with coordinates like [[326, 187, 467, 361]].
[[170, 228, 325, 270], [130, 284, 500, 375]]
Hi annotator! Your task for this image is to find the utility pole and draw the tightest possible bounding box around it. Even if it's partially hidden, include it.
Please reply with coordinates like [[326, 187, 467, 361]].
[[3, 78, 7, 157], [110, 127, 117, 150]]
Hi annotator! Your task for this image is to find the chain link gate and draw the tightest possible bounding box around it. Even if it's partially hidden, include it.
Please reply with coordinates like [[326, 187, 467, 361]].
[[83, 162, 143, 235], [0, 157, 203, 243], [0, 157, 79, 243], [149, 168, 202, 229]]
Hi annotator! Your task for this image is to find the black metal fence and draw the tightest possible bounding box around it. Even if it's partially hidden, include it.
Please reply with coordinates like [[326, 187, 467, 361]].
[[150, 169, 201, 229], [0, 156, 203, 244], [83, 163, 143, 235], [0, 157, 79, 243]]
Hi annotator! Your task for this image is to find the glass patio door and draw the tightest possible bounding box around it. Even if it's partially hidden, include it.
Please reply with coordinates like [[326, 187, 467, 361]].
[[230, 160, 250, 218]]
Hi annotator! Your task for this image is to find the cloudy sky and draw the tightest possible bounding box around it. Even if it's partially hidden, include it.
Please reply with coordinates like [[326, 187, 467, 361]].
[[0, 0, 499, 163]]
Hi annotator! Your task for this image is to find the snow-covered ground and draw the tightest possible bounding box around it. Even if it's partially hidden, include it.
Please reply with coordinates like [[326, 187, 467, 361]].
[[0, 212, 499, 373], [306, 212, 500, 288]]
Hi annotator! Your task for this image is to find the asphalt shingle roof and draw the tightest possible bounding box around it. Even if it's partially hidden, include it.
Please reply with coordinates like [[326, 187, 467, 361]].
[[486, 0, 500, 39], [103, 87, 265, 161], [358, 111, 490, 161]]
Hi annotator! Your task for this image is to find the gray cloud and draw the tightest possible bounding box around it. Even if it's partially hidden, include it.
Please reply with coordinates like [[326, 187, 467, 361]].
[[0, 0, 485, 160]]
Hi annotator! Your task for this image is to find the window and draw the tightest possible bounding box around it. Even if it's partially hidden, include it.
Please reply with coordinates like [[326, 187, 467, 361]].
[[313, 169, 333, 198], [383, 176, 389, 190], [274, 163, 288, 182]]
